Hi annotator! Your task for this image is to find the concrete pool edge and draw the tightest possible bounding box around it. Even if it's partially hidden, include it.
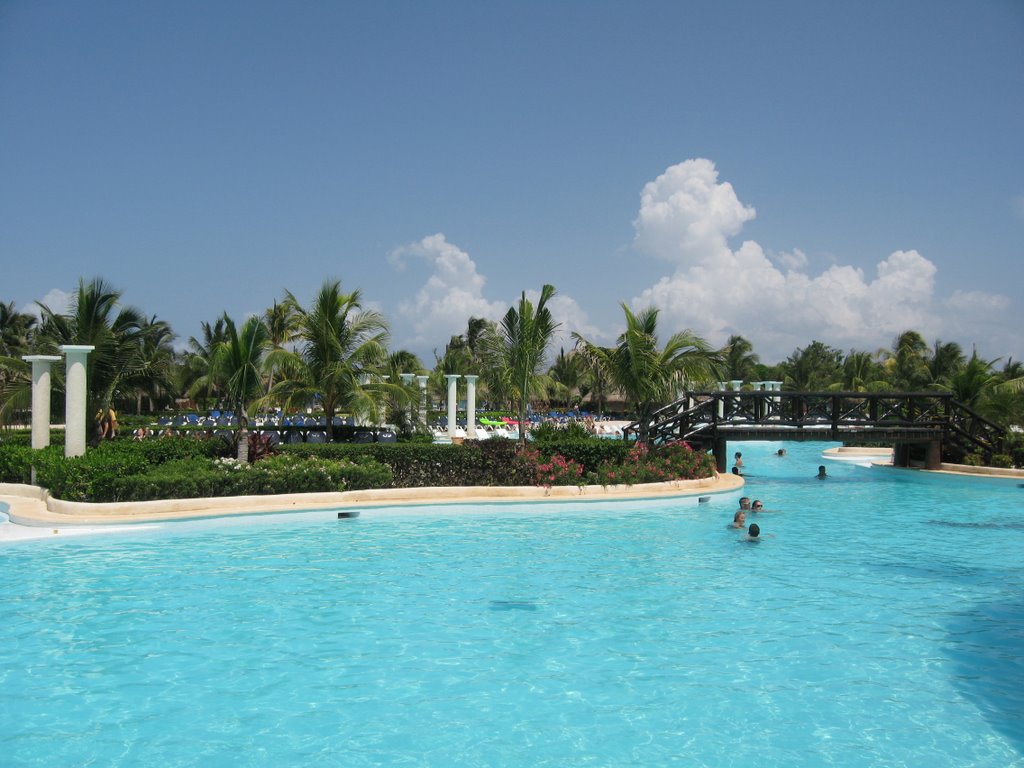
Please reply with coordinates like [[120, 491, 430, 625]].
[[0, 473, 744, 530]]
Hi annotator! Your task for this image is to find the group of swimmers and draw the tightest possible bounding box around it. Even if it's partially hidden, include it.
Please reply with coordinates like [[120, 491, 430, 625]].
[[732, 450, 829, 481], [729, 496, 771, 541]]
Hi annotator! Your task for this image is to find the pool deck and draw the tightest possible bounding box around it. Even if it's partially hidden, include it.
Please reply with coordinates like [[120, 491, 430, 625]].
[[0, 472, 744, 541]]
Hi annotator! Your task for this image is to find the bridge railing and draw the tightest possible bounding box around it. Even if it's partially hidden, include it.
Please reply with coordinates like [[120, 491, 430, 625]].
[[625, 391, 1006, 459]]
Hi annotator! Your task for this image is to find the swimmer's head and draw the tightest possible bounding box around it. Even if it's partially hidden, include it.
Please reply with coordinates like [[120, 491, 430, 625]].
[[739, 497, 751, 509], [748, 523, 760, 538], [733, 510, 746, 524], [752, 500, 763, 511]]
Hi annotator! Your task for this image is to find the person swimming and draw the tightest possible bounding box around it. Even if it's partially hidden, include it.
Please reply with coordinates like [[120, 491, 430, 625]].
[[729, 510, 746, 529], [738, 497, 751, 510], [745, 522, 761, 541], [817, 465, 828, 479]]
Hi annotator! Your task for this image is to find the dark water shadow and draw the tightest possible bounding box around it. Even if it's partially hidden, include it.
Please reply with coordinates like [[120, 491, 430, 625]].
[[945, 598, 1024, 752], [489, 600, 538, 612], [927, 519, 1024, 530]]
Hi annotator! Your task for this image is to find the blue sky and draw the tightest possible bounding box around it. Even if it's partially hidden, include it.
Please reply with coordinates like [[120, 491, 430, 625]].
[[2, 1, 1022, 366]]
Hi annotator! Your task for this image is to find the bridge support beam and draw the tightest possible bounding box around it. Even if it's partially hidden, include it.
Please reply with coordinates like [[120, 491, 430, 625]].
[[925, 440, 942, 470], [713, 437, 727, 474], [893, 443, 910, 468]]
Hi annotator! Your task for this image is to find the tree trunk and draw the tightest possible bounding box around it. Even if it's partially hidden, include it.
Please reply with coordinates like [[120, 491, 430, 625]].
[[236, 406, 250, 463]]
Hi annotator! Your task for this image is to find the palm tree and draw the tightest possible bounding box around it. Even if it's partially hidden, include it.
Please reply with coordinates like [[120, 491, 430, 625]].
[[184, 317, 229, 411], [834, 349, 888, 392], [0, 301, 37, 426], [126, 316, 177, 414], [723, 335, 759, 383], [35, 277, 156, 430], [925, 340, 965, 388], [263, 298, 300, 396], [270, 280, 390, 427], [482, 285, 560, 446], [379, 350, 427, 436], [782, 341, 843, 391], [212, 314, 270, 462], [886, 330, 930, 390], [547, 347, 582, 408], [573, 303, 722, 443], [0, 301, 37, 356]]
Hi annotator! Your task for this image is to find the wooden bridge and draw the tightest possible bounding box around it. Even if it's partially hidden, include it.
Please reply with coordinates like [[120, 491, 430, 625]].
[[623, 391, 1006, 472]]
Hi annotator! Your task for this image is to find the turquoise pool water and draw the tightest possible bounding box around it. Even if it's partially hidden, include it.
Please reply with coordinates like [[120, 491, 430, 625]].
[[2, 441, 1022, 766]]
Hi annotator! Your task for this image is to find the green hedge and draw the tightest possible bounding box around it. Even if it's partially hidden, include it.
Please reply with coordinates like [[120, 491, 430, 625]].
[[282, 437, 635, 486], [97, 455, 393, 502], [0, 442, 46, 483], [0, 433, 708, 502], [281, 439, 536, 487]]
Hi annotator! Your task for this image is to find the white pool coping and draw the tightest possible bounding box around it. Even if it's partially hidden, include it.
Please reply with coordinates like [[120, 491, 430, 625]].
[[0, 473, 744, 542]]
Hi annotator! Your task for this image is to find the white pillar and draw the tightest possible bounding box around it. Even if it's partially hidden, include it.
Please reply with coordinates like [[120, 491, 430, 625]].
[[60, 345, 95, 457], [716, 382, 726, 419], [416, 375, 429, 429], [23, 355, 62, 450], [464, 375, 478, 439], [445, 375, 460, 439]]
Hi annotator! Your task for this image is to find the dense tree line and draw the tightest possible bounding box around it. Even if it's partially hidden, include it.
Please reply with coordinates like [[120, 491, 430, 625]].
[[2, 278, 1022, 457]]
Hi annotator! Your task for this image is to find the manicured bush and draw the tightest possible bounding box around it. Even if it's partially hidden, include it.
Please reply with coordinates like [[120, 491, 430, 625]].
[[0, 442, 46, 483], [278, 441, 518, 487], [85, 454, 394, 502], [103, 457, 224, 501]]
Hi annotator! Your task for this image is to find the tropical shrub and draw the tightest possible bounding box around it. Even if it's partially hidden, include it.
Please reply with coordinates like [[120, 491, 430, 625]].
[[962, 452, 985, 467], [519, 447, 584, 487], [0, 442, 43, 483], [594, 441, 715, 486]]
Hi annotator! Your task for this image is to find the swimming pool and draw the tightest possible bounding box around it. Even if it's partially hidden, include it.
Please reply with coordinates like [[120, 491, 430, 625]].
[[1, 441, 1022, 766]]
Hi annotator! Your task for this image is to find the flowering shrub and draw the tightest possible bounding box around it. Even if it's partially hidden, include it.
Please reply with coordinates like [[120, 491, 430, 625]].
[[595, 441, 714, 486], [519, 447, 585, 487]]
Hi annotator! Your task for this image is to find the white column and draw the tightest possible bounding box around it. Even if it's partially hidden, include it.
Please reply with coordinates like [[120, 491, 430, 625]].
[[23, 355, 62, 450], [60, 345, 95, 457], [716, 382, 726, 419], [464, 375, 478, 439], [445, 375, 460, 439], [416, 375, 429, 429]]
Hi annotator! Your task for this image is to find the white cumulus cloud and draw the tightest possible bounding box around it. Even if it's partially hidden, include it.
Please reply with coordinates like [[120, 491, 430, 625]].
[[390, 233, 509, 350], [389, 234, 607, 359], [25, 288, 73, 318], [630, 159, 1014, 361]]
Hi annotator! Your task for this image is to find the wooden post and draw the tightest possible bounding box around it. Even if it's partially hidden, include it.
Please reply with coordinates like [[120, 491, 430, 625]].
[[713, 437, 727, 474], [893, 442, 909, 467]]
